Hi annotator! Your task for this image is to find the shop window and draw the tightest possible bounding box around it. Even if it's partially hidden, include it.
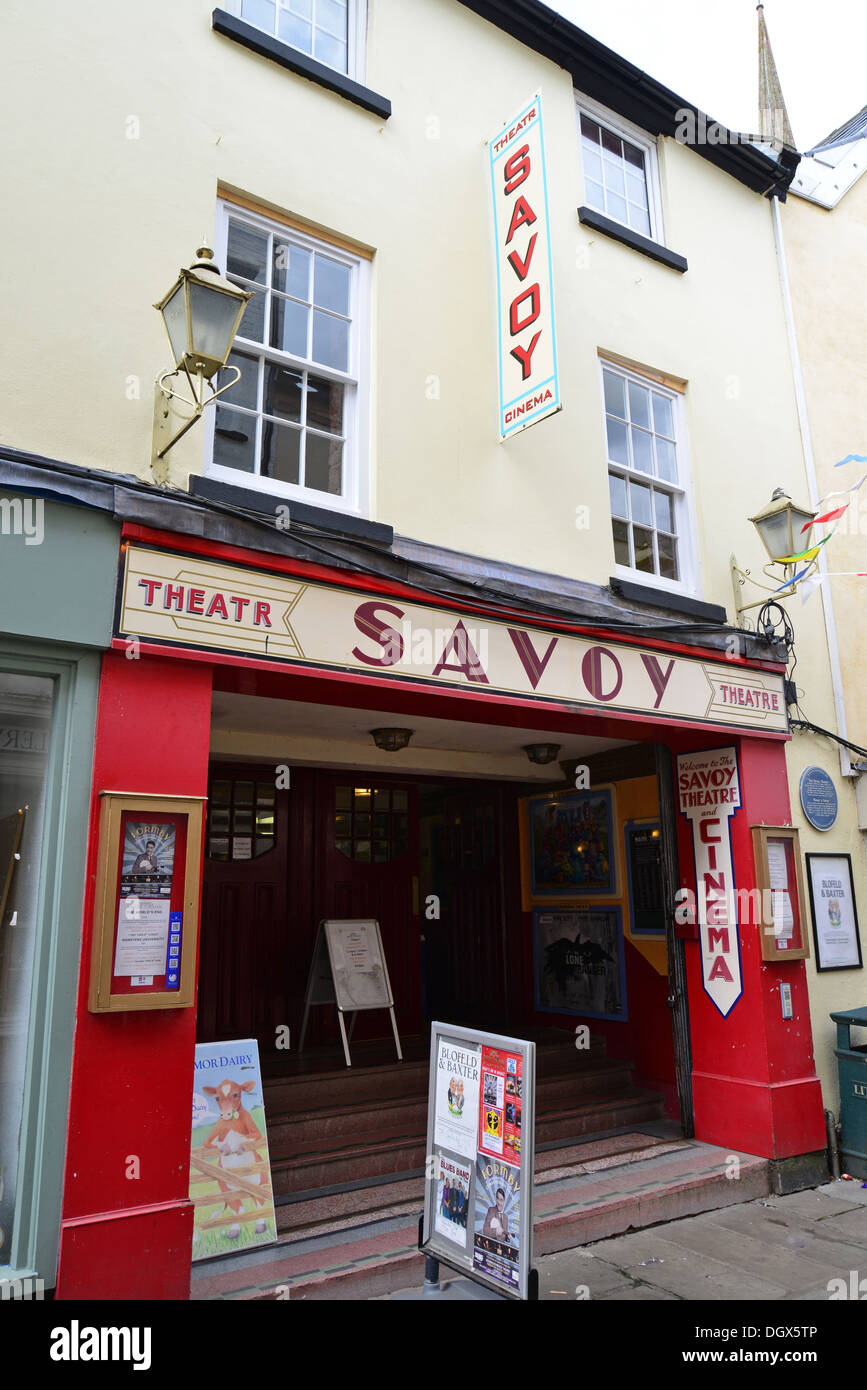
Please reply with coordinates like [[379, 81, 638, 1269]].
[[207, 778, 277, 860], [601, 358, 698, 594], [0, 671, 54, 1252], [208, 201, 370, 518], [577, 96, 663, 242], [335, 785, 408, 862]]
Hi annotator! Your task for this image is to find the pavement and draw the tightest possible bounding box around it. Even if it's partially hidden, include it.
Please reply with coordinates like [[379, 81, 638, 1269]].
[[384, 1179, 867, 1302]]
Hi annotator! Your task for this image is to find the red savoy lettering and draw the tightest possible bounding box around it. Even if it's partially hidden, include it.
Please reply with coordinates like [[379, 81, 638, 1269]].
[[351, 600, 405, 667], [503, 144, 530, 195]]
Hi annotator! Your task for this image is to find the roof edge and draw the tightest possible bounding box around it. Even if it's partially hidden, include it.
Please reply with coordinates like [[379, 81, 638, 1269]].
[[456, 0, 799, 197]]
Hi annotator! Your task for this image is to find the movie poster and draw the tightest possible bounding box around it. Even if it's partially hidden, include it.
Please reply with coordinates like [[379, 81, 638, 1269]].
[[534, 908, 626, 1020], [434, 1152, 472, 1248], [189, 1039, 277, 1262], [113, 821, 177, 978], [434, 1038, 481, 1160], [120, 821, 175, 898], [529, 790, 614, 895], [473, 1155, 521, 1291], [478, 1046, 522, 1165]]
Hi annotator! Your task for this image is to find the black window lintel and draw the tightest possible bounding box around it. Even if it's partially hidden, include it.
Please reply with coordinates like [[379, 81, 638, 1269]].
[[578, 205, 688, 273], [212, 9, 392, 119]]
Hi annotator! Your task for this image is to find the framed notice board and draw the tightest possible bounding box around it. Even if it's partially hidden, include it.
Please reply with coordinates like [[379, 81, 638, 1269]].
[[806, 853, 862, 972], [421, 1022, 537, 1300], [751, 825, 809, 962], [88, 791, 205, 1012], [624, 821, 665, 936]]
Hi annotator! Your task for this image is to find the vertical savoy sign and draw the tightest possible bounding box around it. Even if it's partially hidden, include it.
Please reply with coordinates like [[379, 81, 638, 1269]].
[[488, 93, 560, 439]]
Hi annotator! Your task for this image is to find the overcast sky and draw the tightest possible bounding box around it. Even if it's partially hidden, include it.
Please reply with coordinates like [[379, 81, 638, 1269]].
[[551, 0, 866, 151]]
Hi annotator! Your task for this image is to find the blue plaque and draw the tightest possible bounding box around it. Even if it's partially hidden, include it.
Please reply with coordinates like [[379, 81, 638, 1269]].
[[799, 766, 838, 831]]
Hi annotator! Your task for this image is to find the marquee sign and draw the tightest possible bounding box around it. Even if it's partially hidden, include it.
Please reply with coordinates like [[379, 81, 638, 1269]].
[[488, 93, 560, 439], [117, 544, 789, 735], [677, 747, 743, 1017]]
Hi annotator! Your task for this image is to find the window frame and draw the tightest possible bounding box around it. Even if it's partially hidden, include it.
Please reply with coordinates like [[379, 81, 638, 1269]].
[[206, 199, 372, 519], [220, 0, 368, 82], [576, 93, 666, 246], [598, 357, 700, 598]]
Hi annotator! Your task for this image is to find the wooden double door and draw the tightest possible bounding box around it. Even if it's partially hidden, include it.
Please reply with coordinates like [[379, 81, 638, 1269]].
[[197, 765, 421, 1046]]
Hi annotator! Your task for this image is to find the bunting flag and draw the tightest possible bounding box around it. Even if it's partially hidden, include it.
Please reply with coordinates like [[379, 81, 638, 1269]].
[[799, 571, 867, 604], [776, 534, 832, 565], [774, 457, 867, 602], [797, 471, 867, 544]]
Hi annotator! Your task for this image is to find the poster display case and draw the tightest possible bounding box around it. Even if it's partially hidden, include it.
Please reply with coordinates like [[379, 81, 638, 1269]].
[[88, 791, 204, 1012], [751, 824, 809, 963], [421, 1022, 536, 1300]]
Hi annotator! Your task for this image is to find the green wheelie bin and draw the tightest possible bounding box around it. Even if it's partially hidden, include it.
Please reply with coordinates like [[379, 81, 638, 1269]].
[[831, 1005, 867, 1180]]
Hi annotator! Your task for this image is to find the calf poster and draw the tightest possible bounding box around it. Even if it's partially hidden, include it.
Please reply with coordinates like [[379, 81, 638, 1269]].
[[189, 1039, 277, 1261]]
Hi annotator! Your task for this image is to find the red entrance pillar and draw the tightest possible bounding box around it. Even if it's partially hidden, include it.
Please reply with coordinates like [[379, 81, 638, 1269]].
[[681, 736, 825, 1158], [56, 652, 212, 1300]]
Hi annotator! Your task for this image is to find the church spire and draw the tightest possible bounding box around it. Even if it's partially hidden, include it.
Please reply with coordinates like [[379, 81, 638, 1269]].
[[757, 3, 796, 148]]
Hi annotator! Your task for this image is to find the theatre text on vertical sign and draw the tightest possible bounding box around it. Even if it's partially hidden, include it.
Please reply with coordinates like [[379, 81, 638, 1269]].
[[488, 94, 560, 439]]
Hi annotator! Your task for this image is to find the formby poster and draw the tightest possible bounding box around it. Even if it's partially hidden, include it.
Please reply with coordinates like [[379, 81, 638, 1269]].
[[189, 1039, 277, 1261], [473, 1155, 522, 1291]]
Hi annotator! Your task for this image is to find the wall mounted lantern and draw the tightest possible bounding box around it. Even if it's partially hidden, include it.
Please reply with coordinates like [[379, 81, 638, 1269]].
[[731, 487, 818, 624], [151, 244, 251, 480]]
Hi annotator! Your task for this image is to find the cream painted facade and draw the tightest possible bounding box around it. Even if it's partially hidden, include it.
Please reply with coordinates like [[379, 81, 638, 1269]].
[[779, 151, 867, 1115], [1, 0, 862, 1113]]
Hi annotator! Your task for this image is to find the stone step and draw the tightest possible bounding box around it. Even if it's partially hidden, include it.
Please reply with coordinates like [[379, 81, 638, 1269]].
[[270, 1087, 664, 1194], [273, 1132, 688, 1240], [264, 1058, 636, 1152], [261, 1036, 610, 1112], [190, 1144, 772, 1302], [262, 1059, 430, 1112]]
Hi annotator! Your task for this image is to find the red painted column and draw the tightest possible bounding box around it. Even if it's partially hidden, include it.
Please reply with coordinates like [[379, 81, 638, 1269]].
[[679, 736, 825, 1158], [56, 651, 212, 1300]]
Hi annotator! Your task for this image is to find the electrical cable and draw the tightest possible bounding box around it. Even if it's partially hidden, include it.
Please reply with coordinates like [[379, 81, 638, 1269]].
[[3, 447, 779, 647]]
